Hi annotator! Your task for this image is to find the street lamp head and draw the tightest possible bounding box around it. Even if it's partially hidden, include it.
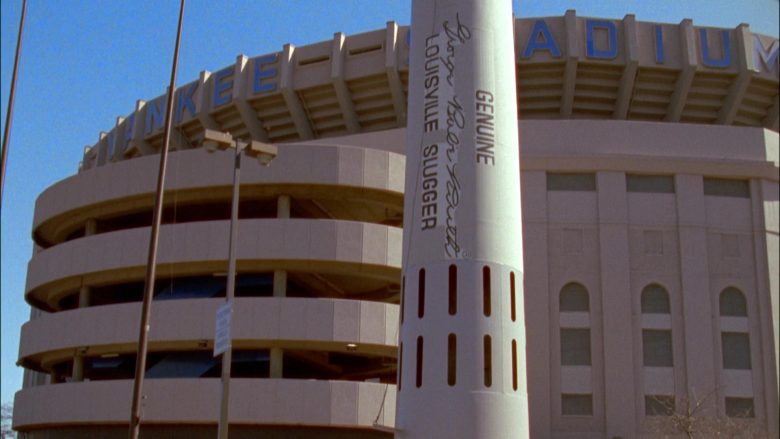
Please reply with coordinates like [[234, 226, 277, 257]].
[[245, 141, 278, 166], [200, 129, 277, 165], [201, 129, 234, 153]]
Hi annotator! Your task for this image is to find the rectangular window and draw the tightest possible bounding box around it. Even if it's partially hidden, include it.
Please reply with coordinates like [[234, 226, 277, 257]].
[[722, 332, 752, 370], [703, 178, 750, 198], [645, 395, 675, 416], [562, 394, 593, 416], [725, 397, 755, 418], [547, 173, 596, 191], [626, 174, 675, 193], [643, 330, 673, 367], [560, 328, 591, 366]]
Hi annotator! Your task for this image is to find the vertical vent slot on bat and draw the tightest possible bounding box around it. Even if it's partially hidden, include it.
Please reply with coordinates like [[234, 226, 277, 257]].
[[447, 333, 457, 386], [510, 271, 516, 322], [512, 339, 518, 391], [418, 268, 426, 319], [416, 336, 424, 388], [483, 334, 492, 387], [400, 276, 405, 324], [398, 342, 403, 391], [448, 264, 457, 316], [483, 266, 491, 317]]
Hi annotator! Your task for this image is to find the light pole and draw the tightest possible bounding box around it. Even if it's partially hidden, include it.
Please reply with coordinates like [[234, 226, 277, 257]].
[[203, 129, 277, 439]]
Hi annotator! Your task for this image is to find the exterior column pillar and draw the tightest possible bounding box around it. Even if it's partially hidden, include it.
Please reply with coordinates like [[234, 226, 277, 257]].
[[675, 174, 717, 415], [85, 218, 97, 236], [271, 187, 287, 377], [72, 353, 84, 382], [273, 270, 287, 298], [520, 171, 551, 437], [272, 266, 287, 380], [277, 194, 290, 219], [270, 348, 283, 379], [79, 285, 90, 308], [750, 178, 779, 436], [596, 171, 636, 437]]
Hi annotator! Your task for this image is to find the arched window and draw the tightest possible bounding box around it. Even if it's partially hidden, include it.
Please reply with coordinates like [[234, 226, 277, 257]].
[[559, 282, 593, 416], [640, 284, 673, 367], [641, 284, 670, 314], [640, 283, 674, 416], [720, 287, 747, 317], [719, 287, 752, 370], [559, 283, 589, 312], [717, 287, 753, 413]]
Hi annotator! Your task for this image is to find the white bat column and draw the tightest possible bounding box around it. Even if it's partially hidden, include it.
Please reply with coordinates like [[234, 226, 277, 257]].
[[396, 0, 529, 437]]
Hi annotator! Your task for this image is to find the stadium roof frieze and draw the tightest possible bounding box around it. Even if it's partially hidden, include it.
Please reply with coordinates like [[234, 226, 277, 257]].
[[80, 11, 779, 172]]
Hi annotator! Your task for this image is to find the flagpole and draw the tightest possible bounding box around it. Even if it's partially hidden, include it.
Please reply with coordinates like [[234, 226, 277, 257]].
[[0, 0, 28, 208], [128, 1, 186, 438]]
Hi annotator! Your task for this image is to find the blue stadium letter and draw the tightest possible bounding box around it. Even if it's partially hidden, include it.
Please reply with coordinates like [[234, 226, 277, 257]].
[[586, 20, 618, 59]]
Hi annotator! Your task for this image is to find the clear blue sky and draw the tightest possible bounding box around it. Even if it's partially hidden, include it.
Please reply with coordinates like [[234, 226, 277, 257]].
[[1, 0, 777, 405]]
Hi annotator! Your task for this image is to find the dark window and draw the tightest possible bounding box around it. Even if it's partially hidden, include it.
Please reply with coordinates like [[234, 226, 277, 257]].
[[88, 281, 144, 307], [282, 350, 396, 383], [50, 361, 74, 384], [643, 330, 673, 367], [483, 266, 491, 317], [145, 351, 221, 379], [641, 284, 670, 314], [155, 274, 273, 301], [93, 199, 279, 238], [626, 174, 675, 193], [447, 333, 457, 386], [416, 336, 424, 388], [560, 283, 589, 312], [58, 294, 79, 311], [418, 269, 426, 319], [448, 265, 457, 316], [483, 335, 492, 387], [645, 395, 675, 416], [64, 226, 85, 242], [234, 274, 274, 298], [722, 332, 752, 370], [703, 178, 750, 198], [155, 276, 224, 301], [720, 287, 747, 317], [230, 350, 270, 378], [84, 354, 136, 381], [547, 173, 597, 191], [562, 394, 593, 415], [725, 397, 755, 417], [561, 328, 591, 366]]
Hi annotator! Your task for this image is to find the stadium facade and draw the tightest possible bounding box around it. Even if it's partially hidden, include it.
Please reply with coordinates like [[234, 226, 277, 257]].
[[13, 10, 780, 439]]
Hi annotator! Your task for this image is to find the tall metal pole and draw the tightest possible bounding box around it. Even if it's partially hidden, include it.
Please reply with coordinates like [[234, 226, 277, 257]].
[[128, 1, 185, 438], [217, 144, 243, 439], [0, 0, 28, 208], [396, 0, 529, 438]]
